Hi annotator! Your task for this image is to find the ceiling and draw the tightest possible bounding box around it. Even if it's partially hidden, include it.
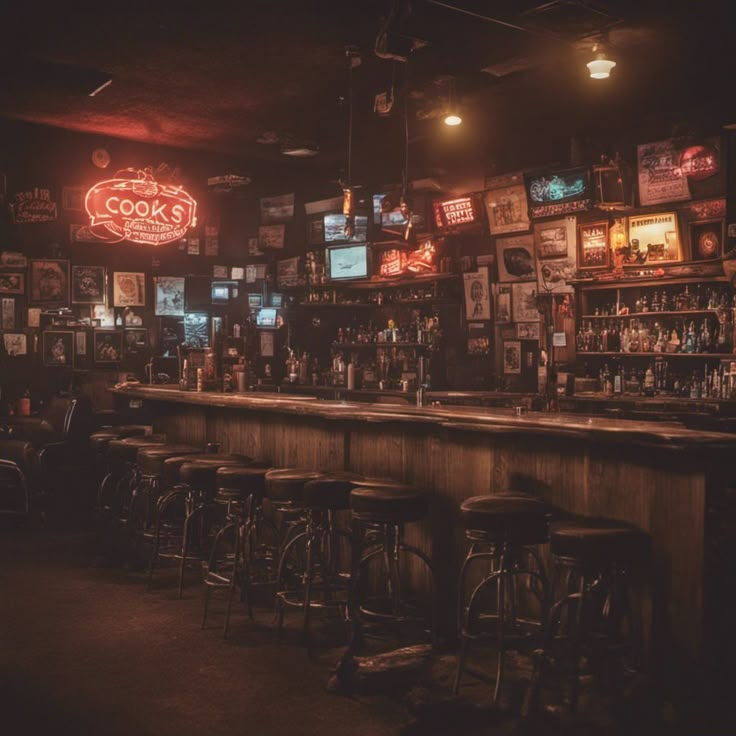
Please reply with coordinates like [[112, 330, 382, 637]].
[[1, 1, 734, 184]]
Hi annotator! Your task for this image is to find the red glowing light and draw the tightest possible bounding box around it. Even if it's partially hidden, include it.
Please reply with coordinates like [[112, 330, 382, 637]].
[[85, 169, 197, 245], [433, 196, 480, 229]]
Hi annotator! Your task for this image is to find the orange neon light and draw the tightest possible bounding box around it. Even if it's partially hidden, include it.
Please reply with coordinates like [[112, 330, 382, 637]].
[[85, 169, 197, 245]]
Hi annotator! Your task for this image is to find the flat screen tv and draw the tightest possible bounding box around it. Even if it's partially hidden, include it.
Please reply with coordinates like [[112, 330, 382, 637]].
[[326, 243, 371, 281], [255, 307, 279, 329], [323, 213, 368, 243], [211, 281, 238, 305]]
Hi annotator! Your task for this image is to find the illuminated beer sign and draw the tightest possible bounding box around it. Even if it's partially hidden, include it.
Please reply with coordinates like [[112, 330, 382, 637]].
[[85, 169, 197, 245], [433, 194, 482, 229]]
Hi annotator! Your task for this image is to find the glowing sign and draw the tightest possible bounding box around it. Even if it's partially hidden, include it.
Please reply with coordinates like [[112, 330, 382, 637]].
[[524, 167, 591, 218], [85, 169, 197, 245], [680, 144, 719, 181], [433, 195, 481, 229]]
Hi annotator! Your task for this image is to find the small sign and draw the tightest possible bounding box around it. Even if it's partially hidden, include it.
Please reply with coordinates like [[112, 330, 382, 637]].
[[553, 332, 567, 347], [258, 224, 286, 250], [11, 188, 58, 223], [433, 195, 481, 229]]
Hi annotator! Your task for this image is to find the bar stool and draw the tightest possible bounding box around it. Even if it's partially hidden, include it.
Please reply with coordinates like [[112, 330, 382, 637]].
[[454, 494, 553, 702], [349, 479, 437, 645], [149, 456, 249, 595], [525, 517, 652, 715], [202, 465, 272, 636], [276, 472, 362, 643]]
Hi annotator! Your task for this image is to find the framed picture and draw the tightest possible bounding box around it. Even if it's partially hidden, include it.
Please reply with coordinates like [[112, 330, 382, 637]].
[[2, 297, 15, 329], [3, 333, 27, 356], [124, 327, 148, 354], [92, 304, 115, 327], [578, 221, 610, 270], [0, 252, 27, 268], [29, 259, 69, 307], [0, 272, 24, 294], [496, 235, 536, 282], [503, 341, 522, 374], [689, 219, 724, 261], [62, 186, 85, 211], [42, 330, 74, 367], [258, 223, 286, 250], [71, 265, 106, 304], [113, 272, 145, 307], [184, 313, 209, 347], [536, 222, 571, 259], [495, 285, 512, 323], [94, 329, 123, 363], [512, 282, 539, 323], [75, 331, 87, 356], [516, 322, 541, 340], [122, 307, 144, 326], [154, 276, 185, 316], [626, 212, 681, 266], [27, 308, 41, 328], [463, 267, 491, 321], [483, 173, 530, 235]]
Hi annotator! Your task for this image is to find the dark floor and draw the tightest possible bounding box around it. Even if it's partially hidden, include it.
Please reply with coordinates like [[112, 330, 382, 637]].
[[0, 522, 727, 736]]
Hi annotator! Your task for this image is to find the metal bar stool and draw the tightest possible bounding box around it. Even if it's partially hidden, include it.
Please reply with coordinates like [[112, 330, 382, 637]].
[[276, 472, 363, 644], [525, 517, 652, 715], [454, 494, 554, 703], [149, 455, 250, 596], [348, 479, 438, 647], [202, 465, 272, 637]]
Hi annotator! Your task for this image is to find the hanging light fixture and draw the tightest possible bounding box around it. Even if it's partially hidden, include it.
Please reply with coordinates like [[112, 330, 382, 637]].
[[443, 76, 462, 126], [587, 41, 616, 80]]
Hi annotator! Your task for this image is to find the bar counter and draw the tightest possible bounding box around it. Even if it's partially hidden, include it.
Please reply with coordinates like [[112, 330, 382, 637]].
[[112, 383, 736, 676]]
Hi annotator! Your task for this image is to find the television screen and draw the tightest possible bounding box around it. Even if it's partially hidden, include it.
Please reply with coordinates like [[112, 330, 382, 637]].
[[255, 307, 279, 329], [323, 214, 368, 243], [327, 244, 370, 281], [211, 281, 238, 305]]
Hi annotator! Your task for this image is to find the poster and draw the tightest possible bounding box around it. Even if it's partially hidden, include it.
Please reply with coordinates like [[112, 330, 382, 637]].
[[512, 282, 539, 323], [0, 272, 24, 294], [71, 266, 106, 304], [3, 333, 27, 356], [27, 308, 41, 328], [637, 139, 691, 206], [184, 313, 209, 347], [260, 193, 295, 223], [29, 259, 69, 307], [503, 341, 522, 374], [496, 234, 535, 282], [94, 330, 123, 363], [154, 276, 185, 316], [260, 330, 274, 357], [495, 285, 512, 323], [2, 297, 15, 329], [626, 212, 681, 265], [277, 257, 300, 289], [124, 328, 148, 354], [42, 331, 74, 367], [484, 173, 530, 235], [516, 322, 540, 340], [463, 267, 491, 321], [258, 223, 286, 250], [113, 272, 145, 307], [577, 221, 609, 270], [534, 217, 576, 294]]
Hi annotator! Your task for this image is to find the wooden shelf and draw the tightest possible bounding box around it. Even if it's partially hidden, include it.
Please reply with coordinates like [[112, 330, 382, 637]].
[[578, 352, 732, 358], [283, 273, 459, 292], [581, 310, 720, 319], [574, 274, 728, 291], [332, 342, 432, 349]]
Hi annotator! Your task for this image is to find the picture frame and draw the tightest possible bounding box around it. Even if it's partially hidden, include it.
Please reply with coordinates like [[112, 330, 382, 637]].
[[516, 322, 541, 340], [154, 276, 185, 316], [689, 219, 724, 262], [625, 212, 681, 266], [0, 272, 25, 294], [75, 331, 87, 356], [2, 297, 15, 330], [62, 186, 85, 211], [483, 173, 530, 235], [71, 265, 106, 304], [512, 282, 539, 323], [42, 330, 74, 367], [503, 340, 522, 374], [29, 259, 69, 307], [495, 285, 512, 323], [92, 304, 115, 328], [496, 235, 536, 282], [3, 333, 27, 356], [113, 272, 145, 307], [463, 267, 491, 321], [577, 221, 610, 270], [94, 329, 123, 363], [124, 327, 148, 354]]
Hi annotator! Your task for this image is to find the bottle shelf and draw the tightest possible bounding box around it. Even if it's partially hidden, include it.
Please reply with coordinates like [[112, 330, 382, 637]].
[[578, 352, 732, 358], [581, 309, 721, 320], [296, 298, 457, 307], [332, 342, 432, 349]]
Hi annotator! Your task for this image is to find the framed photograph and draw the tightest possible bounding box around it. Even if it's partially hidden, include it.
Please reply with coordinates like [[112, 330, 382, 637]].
[[578, 221, 610, 270], [94, 329, 123, 363], [483, 173, 530, 235], [463, 267, 491, 321], [0, 272, 24, 294], [0, 252, 27, 268], [689, 219, 724, 261], [2, 297, 15, 329], [122, 307, 144, 326], [184, 313, 209, 347], [29, 259, 69, 307], [495, 285, 512, 323], [71, 265, 106, 304], [27, 308, 41, 328], [124, 328, 148, 354], [258, 223, 286, 250], [92, 304, 115, 328], [626, 212, 681, 266], [113, 272, 145, 307], [536, 222, 571, 259], [512, 282, 539, 323], [3, 333, 27, 356], [516, 322, 541, 340], [213, 265, 229, 279], [154, 276, 185, 316], [503, 341, 522, 374], [62, 186, 85, 211], [42, 330, 74, 367], [496, 234, 536, 282]]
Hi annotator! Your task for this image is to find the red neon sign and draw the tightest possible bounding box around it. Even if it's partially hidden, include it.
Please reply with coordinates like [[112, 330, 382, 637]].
[[85, 169, 197, 245]]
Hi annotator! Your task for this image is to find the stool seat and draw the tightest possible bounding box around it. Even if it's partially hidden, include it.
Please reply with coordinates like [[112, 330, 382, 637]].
[[550, 517, 651, 567], [265, 468, 324, 504], [460, 494, 552, 545], [180, 458, 248, 492], [137, 444, 201, 476], [90, 431, 121, 452], [215, 465, 270, 504], [350, 484, 428, 523], [163, 453, 253, 486], [303, 472, 364, 510], [113, 425, 149, 438], [108, 435, 166, 466]]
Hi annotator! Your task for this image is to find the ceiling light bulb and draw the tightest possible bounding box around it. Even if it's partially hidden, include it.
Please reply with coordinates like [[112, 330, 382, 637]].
[[444, 113, 462, 126], [587, 46, 616, 79]]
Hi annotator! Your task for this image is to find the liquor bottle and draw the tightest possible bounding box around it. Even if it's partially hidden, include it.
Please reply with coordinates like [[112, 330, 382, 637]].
[[644, 364, 655, 396], [613, 363, 623, 394]]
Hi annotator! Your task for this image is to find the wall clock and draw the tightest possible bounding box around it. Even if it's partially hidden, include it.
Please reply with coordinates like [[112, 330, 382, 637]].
[[91, 147, 111, 169]]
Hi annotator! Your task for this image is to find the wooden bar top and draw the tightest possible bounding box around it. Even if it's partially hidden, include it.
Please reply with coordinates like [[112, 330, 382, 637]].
[[112, 383, 736, 452]]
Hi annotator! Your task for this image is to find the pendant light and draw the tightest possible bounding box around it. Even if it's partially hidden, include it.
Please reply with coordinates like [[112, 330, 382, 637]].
[[443, 76, 462, 126], [587, 41, 616, 80]]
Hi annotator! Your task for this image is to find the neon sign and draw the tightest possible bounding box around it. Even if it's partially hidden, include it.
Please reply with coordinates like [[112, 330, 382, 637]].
[[433, 195, 482, 229], [85, 169, 197, 245]]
